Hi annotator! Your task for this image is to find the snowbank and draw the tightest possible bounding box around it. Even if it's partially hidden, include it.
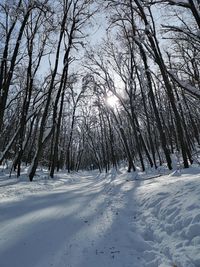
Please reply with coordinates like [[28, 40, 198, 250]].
[[0, 167, 200, 267]]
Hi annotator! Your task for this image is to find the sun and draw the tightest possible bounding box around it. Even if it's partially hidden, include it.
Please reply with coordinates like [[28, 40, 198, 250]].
[[106, 95, 119, 108]]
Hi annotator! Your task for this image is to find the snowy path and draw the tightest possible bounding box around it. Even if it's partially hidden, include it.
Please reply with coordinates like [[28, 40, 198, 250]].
[[0, 171, 144, 267], [0, 168, 200, 267]]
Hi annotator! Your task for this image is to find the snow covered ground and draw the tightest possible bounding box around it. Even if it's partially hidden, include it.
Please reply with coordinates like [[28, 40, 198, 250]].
[[0, 166, 200, 267]]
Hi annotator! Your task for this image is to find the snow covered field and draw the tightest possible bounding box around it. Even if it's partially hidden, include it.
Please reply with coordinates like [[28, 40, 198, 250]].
[[0, 167, 200, 267]]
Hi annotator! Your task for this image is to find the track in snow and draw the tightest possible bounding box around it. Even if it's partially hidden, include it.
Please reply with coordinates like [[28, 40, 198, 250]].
[[1, 168, 200, 267], [0, 171, 145, 267]]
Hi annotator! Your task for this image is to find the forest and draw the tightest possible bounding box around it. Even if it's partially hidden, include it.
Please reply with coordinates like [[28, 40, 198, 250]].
[[1, 1, 200, 267], [0, 0, 200, 181]]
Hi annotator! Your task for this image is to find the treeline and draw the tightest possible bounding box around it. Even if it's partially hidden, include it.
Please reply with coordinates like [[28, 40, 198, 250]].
[[0, 0, 200, 181]]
